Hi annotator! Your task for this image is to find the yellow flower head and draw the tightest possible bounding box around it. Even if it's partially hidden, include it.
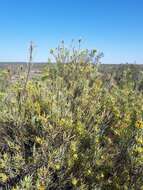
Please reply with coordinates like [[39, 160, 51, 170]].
[[55, 164, 61, 170], [135, 120, 143, 129], [38, 185, 46, 190], [136, 136, 143, 144], [87, 169, 92, 175], [35, 137, 44, 145], [71, 177, 78, 186], [0, 173, 8, 182], [70, 141, 77, 153], [73, 153, 78, 160], [34, 102, 41, 114]]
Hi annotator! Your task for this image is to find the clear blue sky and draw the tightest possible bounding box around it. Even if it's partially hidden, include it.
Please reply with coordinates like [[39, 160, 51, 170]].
[[0, 0, 143, 63]]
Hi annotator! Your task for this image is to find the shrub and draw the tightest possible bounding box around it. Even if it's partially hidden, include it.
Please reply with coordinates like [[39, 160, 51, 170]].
[[0, 42, 143, 189]]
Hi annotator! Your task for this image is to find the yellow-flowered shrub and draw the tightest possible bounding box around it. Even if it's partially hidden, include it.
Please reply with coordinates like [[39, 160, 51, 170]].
[[0, 44, 143, 189]]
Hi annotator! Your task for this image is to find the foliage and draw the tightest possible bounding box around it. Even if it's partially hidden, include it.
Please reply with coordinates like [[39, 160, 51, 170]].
[[0, 42, 143, 190]]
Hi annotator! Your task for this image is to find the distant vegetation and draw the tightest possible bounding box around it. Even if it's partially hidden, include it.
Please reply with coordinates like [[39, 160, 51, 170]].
[[0, 41, 143, 190]]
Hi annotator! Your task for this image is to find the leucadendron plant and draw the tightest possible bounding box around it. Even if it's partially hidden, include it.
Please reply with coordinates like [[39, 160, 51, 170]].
[[0, 41, 143, 190]]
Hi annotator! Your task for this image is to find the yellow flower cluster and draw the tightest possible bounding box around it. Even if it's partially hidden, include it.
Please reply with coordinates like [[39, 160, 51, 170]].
[[135, 120, 143, 129], [38, 185, 46, 190], [35, 137, 45, 145], [71, 177, 78, 186], [134, 147, 143, 154], [55, 163, 61, 170], [34, 102, 41, 114], [136, 136, 143, 144], [70, 141, 77, 153], [39, 114, 48, 123], [0, 173, 8, 182]]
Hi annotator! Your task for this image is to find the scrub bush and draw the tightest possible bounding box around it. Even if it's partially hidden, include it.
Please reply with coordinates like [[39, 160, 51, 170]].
[[0, 42, 143, 190]]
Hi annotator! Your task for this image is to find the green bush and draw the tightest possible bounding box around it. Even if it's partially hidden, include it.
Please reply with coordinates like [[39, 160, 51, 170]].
[[0, 42, 143, 190]]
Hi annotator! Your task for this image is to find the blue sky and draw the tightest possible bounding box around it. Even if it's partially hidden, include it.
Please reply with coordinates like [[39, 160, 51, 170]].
[[0, 0, 143, 63]]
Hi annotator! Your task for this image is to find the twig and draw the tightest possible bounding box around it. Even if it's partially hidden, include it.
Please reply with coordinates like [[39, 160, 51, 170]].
[[24, 41, 35, 90]]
